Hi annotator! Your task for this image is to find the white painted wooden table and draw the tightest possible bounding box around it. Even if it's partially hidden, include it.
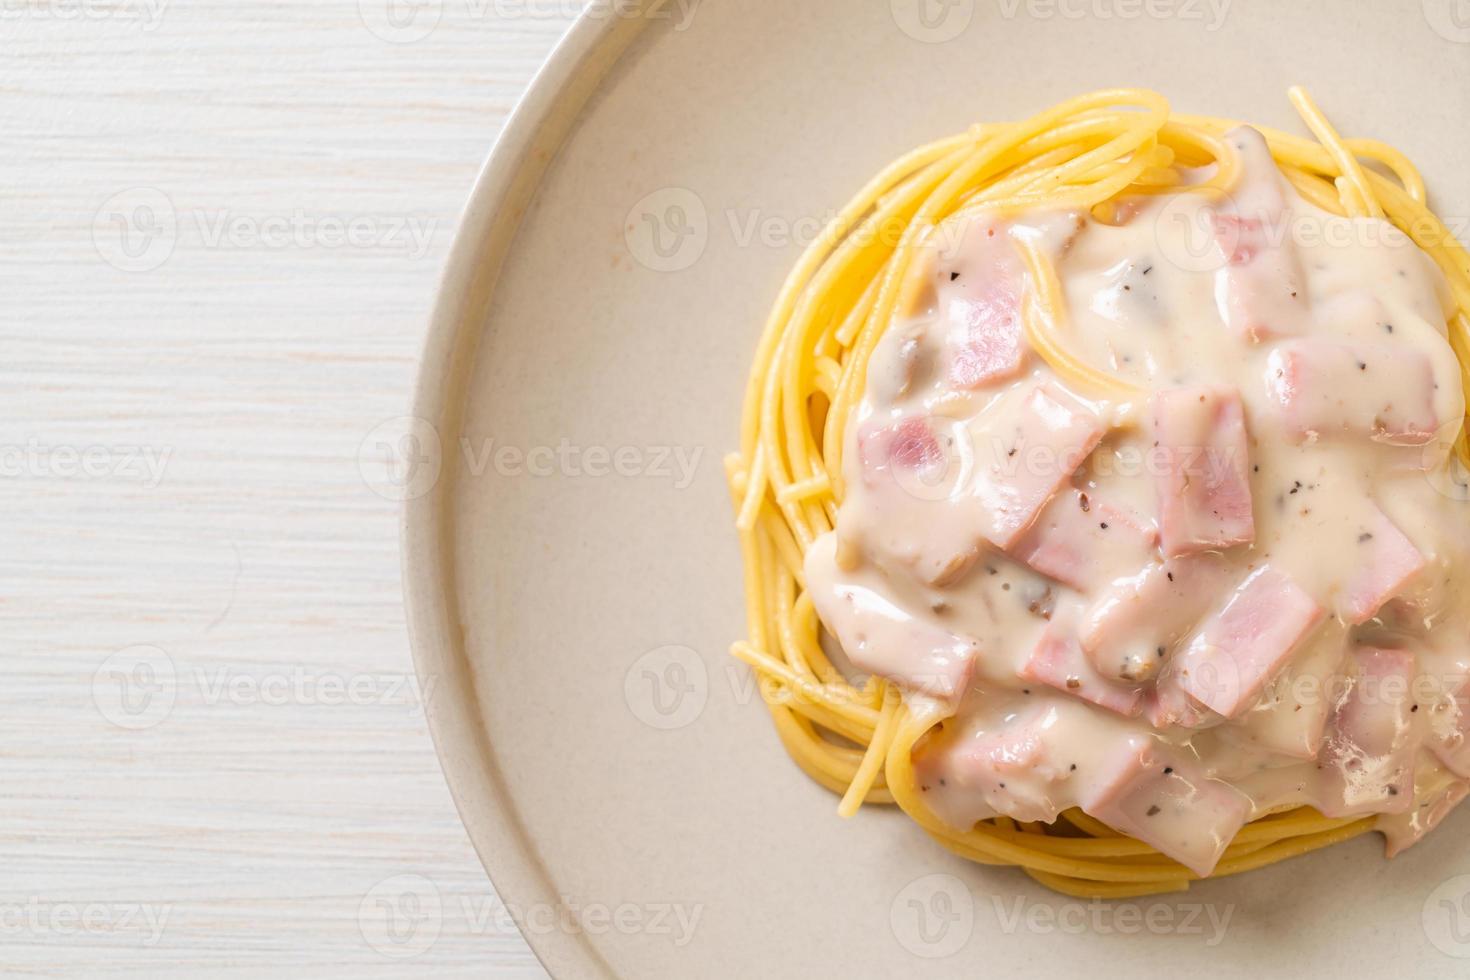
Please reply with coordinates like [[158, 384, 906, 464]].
[[3, 4, 578, 975]]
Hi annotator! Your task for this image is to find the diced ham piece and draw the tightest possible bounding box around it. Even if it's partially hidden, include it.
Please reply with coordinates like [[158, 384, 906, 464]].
[[1265, 340, 1439, 447], [1337, 504, 1426, 624], [946, 288, 1026, 389], [803, 535, 977, 709], [915, 706, 1070, 825], [970, 382, 1105, 549], [854, 415, 982, 586], [1212, 127, 1309, 343], [1080, 555, 1229, 687], [1317, 647, 1419, 817], [1151, 385, 1255, 557], [1165, 567, 1324, 720], [935, 216, 1029, 390], [1229, 628, 1347, 760], [1080, 738, 1252, 877], [1143, 682, 1213, 730], [1430, 672, 1470, 778], [1009, 488, 1157, 592], [857, 416, 947, 489], [1018, 621, 1146, 718]]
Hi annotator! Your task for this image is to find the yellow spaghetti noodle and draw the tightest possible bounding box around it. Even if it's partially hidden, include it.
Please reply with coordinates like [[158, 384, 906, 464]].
[[725, 88, 1470, 897]]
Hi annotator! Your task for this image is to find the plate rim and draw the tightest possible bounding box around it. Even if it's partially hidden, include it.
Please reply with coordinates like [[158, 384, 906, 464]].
[[401, 10, 651, 979]]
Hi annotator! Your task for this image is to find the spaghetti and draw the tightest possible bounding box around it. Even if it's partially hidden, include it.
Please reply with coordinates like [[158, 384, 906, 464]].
[[724, 89, 1470, 897]]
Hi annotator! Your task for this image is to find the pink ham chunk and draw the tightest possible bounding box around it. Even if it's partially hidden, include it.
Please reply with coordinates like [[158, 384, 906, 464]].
[[1081, 738, 1251, 877], [1266, 340, 1438, 447], [939, 217, 1029, 389], [855, 415, 982, 586], [1212, 127, 1309, 343], [946, 287, 1026, 389], [857, 416, 947, 489], [1018, 622, 1146, 718], [1230, 629, 1347, 760], [1144, 683, 1212, 731], [1151, 385, 1255, 557], [803, 536, 978, 708], [1166, 567, 1324, 720], [1010, 488, 1157, 592], [1080, 555, 1230, 689], [1430, 673, 1470, 777], [918, 706, 1070, 825], [1317, 647, 1419, 817], [971, 383, 1105, 549], [1337, 504, 1426, 624]]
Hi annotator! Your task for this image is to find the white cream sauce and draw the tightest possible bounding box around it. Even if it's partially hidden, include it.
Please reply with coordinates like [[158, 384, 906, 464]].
[[806, 128, 1470, 875]]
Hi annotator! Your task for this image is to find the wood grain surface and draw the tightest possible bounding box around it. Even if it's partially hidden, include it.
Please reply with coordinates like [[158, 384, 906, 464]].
[[3, 3, 579, 975]]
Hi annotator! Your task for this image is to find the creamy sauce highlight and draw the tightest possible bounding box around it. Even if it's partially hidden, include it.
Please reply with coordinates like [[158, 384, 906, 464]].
[[805, 129, 1470, 876]]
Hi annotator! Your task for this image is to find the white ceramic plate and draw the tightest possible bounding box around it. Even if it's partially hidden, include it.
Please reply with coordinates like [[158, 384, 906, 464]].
[[406, 3, 1470, 976]]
